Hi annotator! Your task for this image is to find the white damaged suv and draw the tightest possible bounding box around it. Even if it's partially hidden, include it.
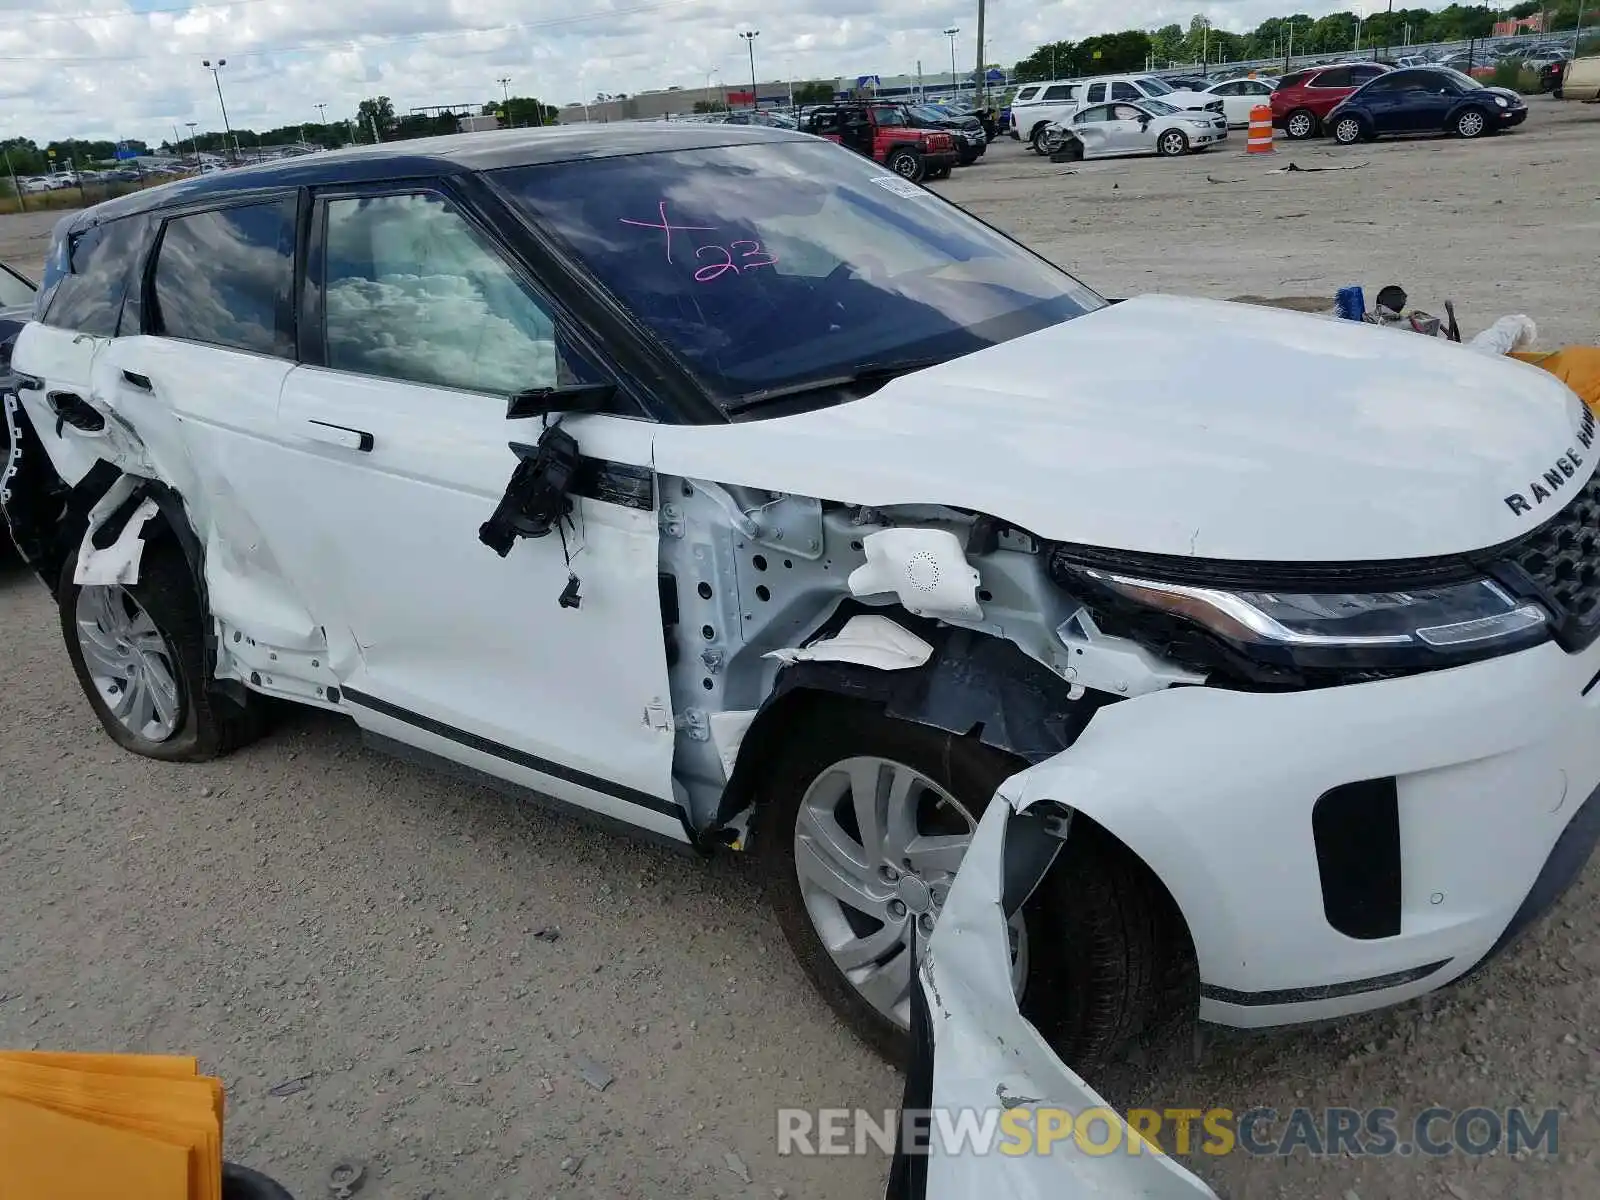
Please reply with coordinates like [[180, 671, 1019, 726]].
[[5, 124, 1598, 1068]]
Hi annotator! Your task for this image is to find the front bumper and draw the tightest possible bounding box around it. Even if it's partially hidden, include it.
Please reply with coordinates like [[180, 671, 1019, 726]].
[[922, 150, 961, 171], [997, 636, 1600, 1029], [1501, 106, 1529, 126]]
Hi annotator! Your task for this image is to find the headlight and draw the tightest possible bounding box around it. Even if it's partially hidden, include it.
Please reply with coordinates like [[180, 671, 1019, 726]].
[[1073, 568, 1548, 670], [1494, 94, 1510, 107]]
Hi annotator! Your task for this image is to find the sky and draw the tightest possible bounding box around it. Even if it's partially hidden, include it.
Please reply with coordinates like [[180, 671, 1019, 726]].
[[1, 0, 1409, 146]]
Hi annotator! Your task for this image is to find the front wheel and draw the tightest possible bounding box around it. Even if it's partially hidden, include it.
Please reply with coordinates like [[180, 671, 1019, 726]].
[[753, 697, 1175, 1068], [886, 149, 924, 180], [1284, 108, 1318, 139], [1037, 126, 1069, 155], [1157, 128, 1190, 157], [1332, 115, 1365, 145], [1455, 107, 1488, 138]]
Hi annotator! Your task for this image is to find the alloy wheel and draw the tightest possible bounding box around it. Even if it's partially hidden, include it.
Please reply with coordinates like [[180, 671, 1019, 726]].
[[1334, 117, 1362, 144], [74, 584, 182, 743], [1287, 111, 1314, 138], [793, 755, 1028, 1028], [1458, 110, 1486, 137], [1160, 131, 1187, 156]]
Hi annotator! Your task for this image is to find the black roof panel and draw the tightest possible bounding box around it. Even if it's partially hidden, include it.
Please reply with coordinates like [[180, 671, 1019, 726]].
[[75, 122, 811, 228]]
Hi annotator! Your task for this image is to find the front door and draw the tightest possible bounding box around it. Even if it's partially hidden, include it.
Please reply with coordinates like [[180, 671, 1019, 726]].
[[268, 183, 685, 841], [1105, 104, 1152, 154]]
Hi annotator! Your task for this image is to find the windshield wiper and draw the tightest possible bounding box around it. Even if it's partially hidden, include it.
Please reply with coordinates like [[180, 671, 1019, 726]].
[[723, 356, 949, 414]]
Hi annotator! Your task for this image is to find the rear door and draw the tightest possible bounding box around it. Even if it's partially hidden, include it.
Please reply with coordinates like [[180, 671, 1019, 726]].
[[11, 216, 147, 486]]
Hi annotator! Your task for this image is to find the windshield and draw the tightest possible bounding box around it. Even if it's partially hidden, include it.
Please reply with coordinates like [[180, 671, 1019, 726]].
[[908, 105, 947, 121], [1142, 99, 1179, 115], [1138, 77, 1176, 95], [493, 141, 1102, 413], [1437, 67, 1482, 89]]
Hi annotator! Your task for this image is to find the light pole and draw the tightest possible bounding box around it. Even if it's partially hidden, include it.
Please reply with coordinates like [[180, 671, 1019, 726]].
[[943, 26, 960, 99], [201, 58, 240, 163], [739, 30, 759, 110]]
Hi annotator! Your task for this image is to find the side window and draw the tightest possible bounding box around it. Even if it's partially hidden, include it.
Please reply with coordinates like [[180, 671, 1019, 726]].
[[1112, 104, 1144, 121], [1313, 68, 1353, 88], [151, 199, 296, 356], [1350, 64, 1386, 81], [1085, 82, 1106, 103], [1110, 82, 1141, 101], [1074, 105, 1111, 124], [41, 216, 146, 337], [321, 191, 562, 395], [1041, 84, 1072, 101], [1015, 86, 1040, 103]]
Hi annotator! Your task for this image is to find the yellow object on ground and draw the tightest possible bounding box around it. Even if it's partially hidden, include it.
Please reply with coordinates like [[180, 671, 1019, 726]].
[[0, 1051, 224, 1200], [1512, 347, 1600, 413]]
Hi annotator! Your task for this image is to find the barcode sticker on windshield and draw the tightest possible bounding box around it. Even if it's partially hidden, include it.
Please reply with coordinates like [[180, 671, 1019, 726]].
[[870, 175, 926, 198]]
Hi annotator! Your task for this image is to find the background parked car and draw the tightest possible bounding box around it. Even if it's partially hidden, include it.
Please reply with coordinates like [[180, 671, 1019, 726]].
[[1201, 76, 1277, 126], [1055, 99, 1228, 159], [1077, 73, 1225, 118], [1328, 67, 1528, 144], [1272, 61, 1392, 138], [1009, 79, 1080, 142], [1554, 53, 1600, 101], [903, 104, 987, 164]]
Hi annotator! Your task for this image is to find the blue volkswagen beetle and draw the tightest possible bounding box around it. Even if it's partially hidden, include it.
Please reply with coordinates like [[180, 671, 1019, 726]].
[[1328, 66, 1527, 143]]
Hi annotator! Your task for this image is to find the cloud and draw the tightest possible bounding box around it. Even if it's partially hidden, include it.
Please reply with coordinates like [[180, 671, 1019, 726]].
[[0, 0, 1440, 145]]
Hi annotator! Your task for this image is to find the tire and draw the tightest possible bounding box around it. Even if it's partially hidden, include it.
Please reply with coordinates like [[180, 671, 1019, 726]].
[[1029, 123, 1052, 154], [1037, 126, 1069, 155], [886, 149, 923, 181], [1455, 107, 1489, 138], [58, 537, 264, 761], [752, 697, 1172, 1069], [1157, 128, 1190, 157], [1332, 115, 1364, 145], [1284, 108, 1318, 139]]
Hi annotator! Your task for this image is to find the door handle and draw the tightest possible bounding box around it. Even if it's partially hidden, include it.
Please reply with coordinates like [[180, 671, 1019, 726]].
[[306, 419, 374, 453], [122, 370, 153, 391]]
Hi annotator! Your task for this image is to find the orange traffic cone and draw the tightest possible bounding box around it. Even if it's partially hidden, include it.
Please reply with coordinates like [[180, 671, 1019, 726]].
[[1247, 105, 1274, 154]]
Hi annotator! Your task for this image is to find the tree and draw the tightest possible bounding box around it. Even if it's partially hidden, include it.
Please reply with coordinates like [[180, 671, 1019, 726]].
[[1075, 30, 1152, 74], [355, 96, 397, 142], [792, 80, 835, 105], [1011, 39, 1077, 82], [1149, 24, 1185, 66]]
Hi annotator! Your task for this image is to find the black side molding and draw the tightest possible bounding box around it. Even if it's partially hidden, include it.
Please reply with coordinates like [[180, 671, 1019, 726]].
[[340, 688, 683, 820], [1201, 959, 1452, 1008]]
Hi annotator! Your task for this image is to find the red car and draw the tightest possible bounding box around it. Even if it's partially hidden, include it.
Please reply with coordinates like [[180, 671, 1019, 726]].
[[799, 103, 960, 181], [1271, 61, 1392, 139]]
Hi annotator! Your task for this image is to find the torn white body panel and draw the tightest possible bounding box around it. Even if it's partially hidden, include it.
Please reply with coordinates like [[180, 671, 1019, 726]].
[[765, 615, 934, 672], [921, 800, 1216, 1199], [75, 496, 159, 586], [994, 632, 1600, 1027]]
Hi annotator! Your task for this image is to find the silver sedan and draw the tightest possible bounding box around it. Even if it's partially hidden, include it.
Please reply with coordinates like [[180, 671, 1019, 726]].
[[1042, 99, 1228, 159]]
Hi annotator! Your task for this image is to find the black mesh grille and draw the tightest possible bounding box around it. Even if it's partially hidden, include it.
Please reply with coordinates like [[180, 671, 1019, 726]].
[[1503, 467, 1600, 649]]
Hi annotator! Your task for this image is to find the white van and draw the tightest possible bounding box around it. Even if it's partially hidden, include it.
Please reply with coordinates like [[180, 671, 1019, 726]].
[[1008, 79, 1081, 143]]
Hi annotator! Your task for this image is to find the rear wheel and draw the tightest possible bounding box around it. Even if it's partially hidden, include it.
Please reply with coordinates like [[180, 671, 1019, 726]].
[[1332, 115, 1365, 145], [886, 148, 924, 180], [753, 697, 1174, 1068], [59, 539, 264, 761], [1157, 128, 1190, 157], [1455, 107, 1488, 138], [1284, 108, 1318, 139]]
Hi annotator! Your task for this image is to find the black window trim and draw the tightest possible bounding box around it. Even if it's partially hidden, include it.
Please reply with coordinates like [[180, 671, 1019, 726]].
[[301, 175, 650, 418], [141, 187, 302, 362]]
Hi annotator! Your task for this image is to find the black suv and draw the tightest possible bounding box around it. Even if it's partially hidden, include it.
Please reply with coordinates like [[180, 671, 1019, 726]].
[[900, 104, 987, 165]]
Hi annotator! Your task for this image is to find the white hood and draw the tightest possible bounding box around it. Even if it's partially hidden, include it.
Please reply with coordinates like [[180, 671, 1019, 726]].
[[652, 294, 1592, 562]]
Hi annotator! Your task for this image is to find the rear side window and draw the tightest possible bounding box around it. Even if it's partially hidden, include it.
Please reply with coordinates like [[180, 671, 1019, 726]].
[[151, 198, 297, 357], [1278, 71, 1309, 89], [1312, 68, 1353, 88], [40, 216, 145, 337], [1015, 86, 1041, 102], [1041, 84, 1074, 101]]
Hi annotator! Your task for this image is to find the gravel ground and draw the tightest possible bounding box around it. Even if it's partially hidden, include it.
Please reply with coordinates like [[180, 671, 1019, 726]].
[[3, 97, 1599, 1200]]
